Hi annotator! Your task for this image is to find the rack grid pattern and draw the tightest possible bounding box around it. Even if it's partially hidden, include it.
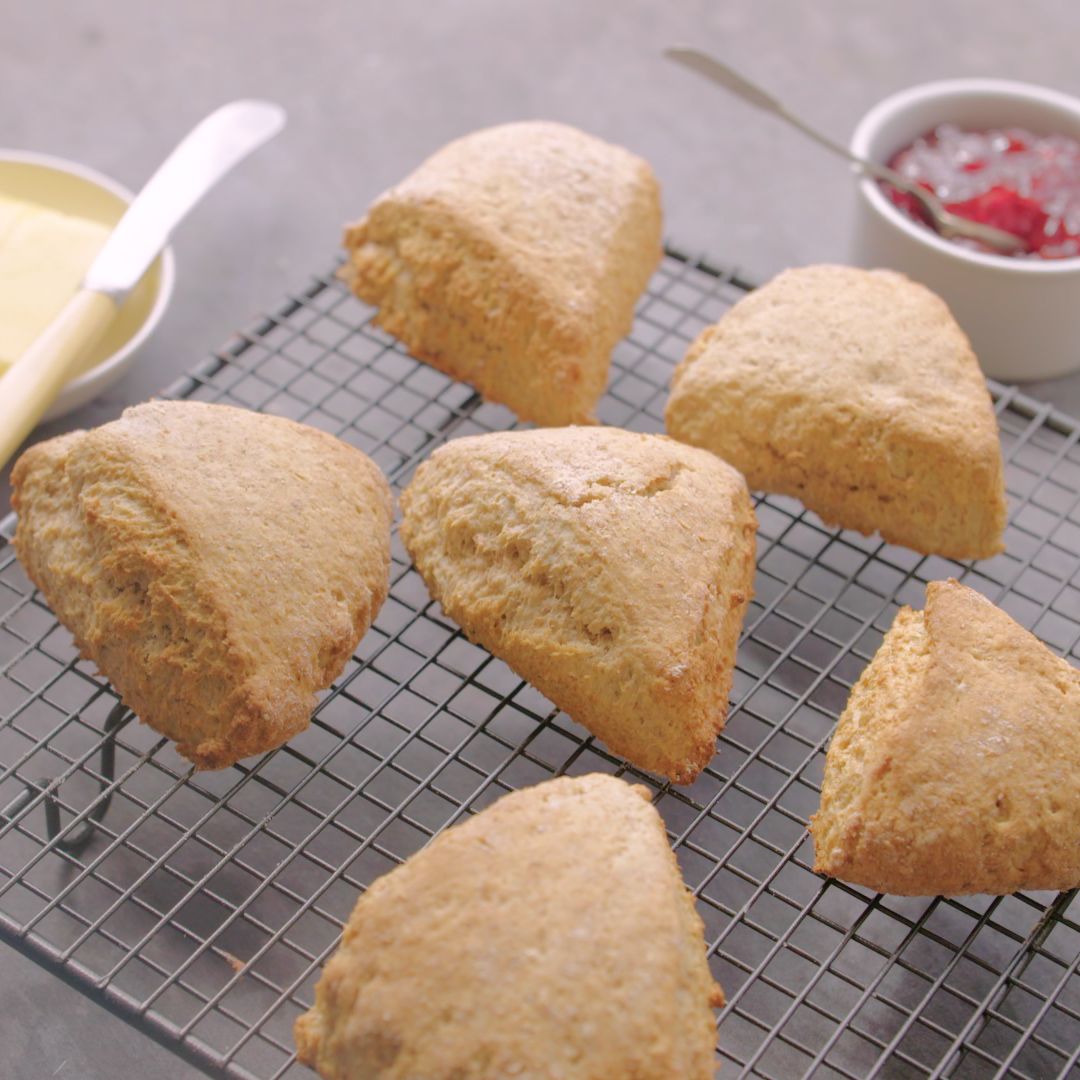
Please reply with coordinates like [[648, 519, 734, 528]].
[[1, 248, 1078, 1079]]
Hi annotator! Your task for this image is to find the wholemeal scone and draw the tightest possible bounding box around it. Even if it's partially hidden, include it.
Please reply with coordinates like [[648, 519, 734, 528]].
[[810, 580, 1080, 896], [399, 427, 756, 784], [295, 773, 723, 1079], [11, 401, 392, 769], [665, 265, 1008, 559], [342, 121, 662, 426]]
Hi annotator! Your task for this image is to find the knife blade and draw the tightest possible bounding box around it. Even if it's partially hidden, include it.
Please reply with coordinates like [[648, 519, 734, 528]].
[[85, 100, 285, 300]]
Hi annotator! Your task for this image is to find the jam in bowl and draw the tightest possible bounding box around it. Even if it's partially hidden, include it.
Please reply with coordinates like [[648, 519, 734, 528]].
[[883, 124, 1080, 259], [851, 77, 1080, 381]]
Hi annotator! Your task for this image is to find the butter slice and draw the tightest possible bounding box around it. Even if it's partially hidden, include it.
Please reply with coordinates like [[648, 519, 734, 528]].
[[0, 196, 110, 370]]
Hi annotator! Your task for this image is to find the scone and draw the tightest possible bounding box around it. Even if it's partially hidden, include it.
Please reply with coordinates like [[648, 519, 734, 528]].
[[342, 121, 662, 426], [665, 265, 1008, 559], [294, 773, 723, 1079], [399, 427, 757, 783], [811, 580, 1080, 896], [11, 401, 393, 769]]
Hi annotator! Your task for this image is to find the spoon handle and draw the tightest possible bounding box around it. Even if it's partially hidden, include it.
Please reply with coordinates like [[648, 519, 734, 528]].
[[663, 47, 889, 179], [664, 46, 1027, 255]]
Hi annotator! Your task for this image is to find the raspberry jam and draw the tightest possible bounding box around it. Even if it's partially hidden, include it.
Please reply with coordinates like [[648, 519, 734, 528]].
[[883, 125, 1080, 258]]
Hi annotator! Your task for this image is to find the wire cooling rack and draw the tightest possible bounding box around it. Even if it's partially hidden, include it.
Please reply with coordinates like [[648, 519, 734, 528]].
[[1, 247, 1078, 1080]]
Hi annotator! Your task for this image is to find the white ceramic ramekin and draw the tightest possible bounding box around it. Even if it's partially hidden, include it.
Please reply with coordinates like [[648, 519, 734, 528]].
[[851, 78, 1080, 382], [0, 150, 176, 420]]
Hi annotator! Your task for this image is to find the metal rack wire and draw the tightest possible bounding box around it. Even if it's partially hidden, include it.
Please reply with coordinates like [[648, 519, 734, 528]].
[[1, 247, 1078, 1079]]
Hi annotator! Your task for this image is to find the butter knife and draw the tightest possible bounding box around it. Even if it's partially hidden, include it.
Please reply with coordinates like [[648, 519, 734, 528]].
[[0, 99, 286, 469]]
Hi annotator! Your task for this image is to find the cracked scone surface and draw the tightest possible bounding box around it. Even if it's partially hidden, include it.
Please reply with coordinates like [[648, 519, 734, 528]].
[[665, 265, 1007, 559], [399, 426, 756, 784], [342, 120, 662, 426], [294, 773, 724, 1079], [811, 580, 1080, 896], [11, 401, 393, 769]]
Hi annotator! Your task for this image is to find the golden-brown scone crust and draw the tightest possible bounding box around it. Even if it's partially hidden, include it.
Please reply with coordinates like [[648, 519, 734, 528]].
[[342, 121, 662, 426], [665, 265, 1008, 559], [399, 426, 756, 784], [294, 773, 723, 1079], [11, 401, 392, 769], [811, 580, 1080, 896]]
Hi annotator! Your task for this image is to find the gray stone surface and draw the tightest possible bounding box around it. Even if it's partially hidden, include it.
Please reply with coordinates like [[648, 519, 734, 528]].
[[2, 1, 1080, 1077]]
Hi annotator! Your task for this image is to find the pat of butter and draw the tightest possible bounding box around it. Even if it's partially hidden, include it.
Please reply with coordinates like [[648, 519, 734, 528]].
[[0, 195, 111, 371]]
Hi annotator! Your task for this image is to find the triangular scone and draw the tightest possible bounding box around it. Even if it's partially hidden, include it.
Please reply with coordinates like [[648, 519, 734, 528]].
[[342, 121, 662, 427], [811, 580, 1080, 896], [665, 265, 1007, 559], [11, 401, 392, 769], [295, 774, 723, 1079], [399, 427, 756, 784]]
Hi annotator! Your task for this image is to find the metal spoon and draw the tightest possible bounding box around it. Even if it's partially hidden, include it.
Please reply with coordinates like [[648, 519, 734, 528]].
[[664, 46, 1027, 256]]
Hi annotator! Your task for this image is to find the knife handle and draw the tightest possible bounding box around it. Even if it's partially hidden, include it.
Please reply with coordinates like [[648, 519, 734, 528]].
[[0, 289, 117, 470]]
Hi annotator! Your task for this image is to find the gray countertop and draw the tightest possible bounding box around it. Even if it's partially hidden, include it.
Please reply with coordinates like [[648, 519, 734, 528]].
[[4, 1, 1080, 1077]]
